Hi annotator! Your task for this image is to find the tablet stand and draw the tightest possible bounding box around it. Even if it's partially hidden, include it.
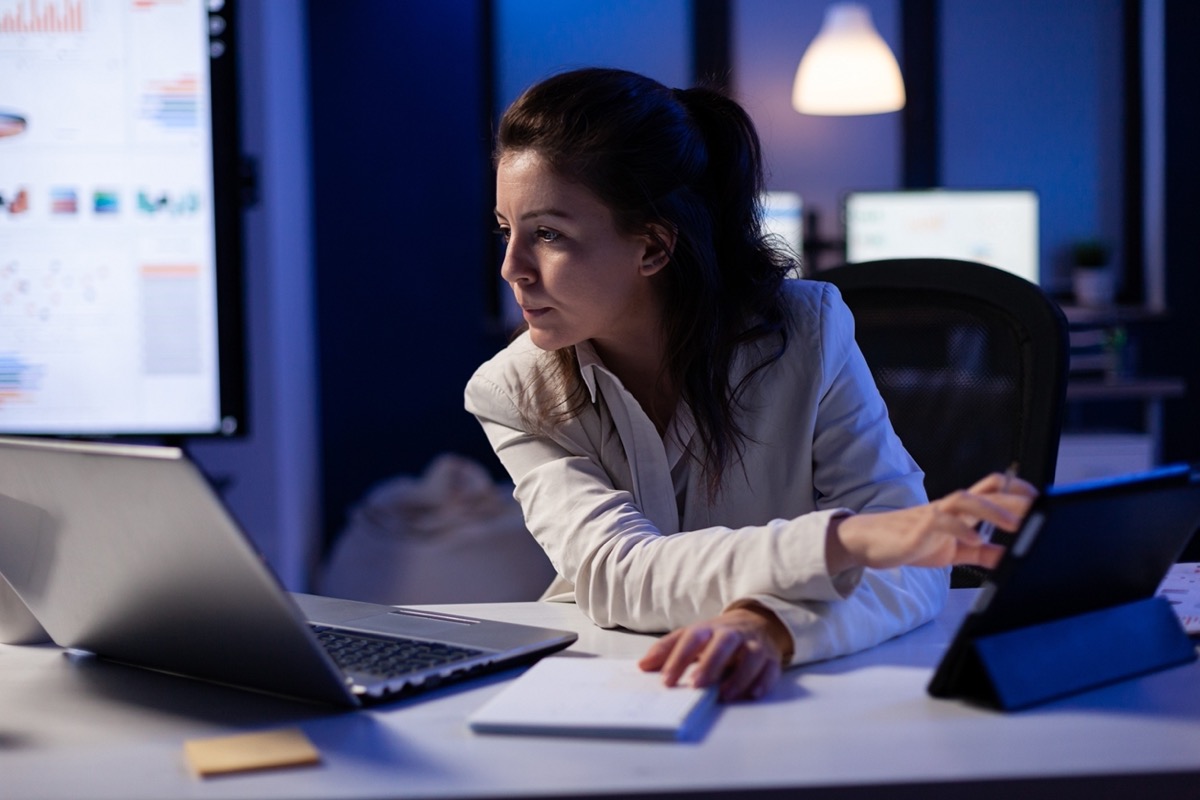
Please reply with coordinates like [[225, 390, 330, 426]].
[[969, 596, 1197, 710]]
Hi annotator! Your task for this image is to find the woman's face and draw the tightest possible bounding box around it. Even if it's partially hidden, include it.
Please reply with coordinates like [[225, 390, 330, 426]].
[[494, 150, 667, 356]]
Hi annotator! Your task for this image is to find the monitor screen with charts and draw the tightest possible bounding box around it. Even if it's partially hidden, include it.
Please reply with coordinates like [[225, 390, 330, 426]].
[[844, 189, 1040, 285], [0, 0, 245, 437]]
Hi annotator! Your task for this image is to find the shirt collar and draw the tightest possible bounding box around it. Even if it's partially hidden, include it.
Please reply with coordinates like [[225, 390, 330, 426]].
[[576, 339, 694, 450], [575, 340, 604, 403]]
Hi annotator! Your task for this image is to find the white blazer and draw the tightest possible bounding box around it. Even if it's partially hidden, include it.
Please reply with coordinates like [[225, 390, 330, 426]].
[[465, 279, 948, 665]]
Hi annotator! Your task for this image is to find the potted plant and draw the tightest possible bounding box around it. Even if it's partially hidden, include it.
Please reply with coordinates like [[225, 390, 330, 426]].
[[1070, 239, 1115, 308]]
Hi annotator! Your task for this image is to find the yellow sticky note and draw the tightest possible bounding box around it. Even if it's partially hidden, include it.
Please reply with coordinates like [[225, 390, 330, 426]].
[[183, 728, 321, 777]]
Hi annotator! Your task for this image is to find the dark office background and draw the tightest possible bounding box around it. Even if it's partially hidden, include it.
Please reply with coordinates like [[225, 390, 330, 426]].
[[191, 0, 1200, 586]]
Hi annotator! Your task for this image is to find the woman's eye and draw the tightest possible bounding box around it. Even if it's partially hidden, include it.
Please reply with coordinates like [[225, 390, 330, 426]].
[[493, 226, 560, 245]]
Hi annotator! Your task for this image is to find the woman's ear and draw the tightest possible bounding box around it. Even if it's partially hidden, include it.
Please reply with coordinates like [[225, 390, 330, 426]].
[[639, 223, 677, 276]]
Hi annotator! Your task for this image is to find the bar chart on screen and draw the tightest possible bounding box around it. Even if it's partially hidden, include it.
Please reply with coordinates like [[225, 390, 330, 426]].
[[0, 0, 85, 34]]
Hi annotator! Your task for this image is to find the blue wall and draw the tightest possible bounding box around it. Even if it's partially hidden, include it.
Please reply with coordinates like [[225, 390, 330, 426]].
[[307, 1, 497, 545], [495, 0, 690, 108], [940, 0, 1125, 293]]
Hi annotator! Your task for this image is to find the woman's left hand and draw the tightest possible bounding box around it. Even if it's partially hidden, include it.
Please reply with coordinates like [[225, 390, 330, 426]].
[[637, 604, 790, 702], [826, 471, 1038, 573]]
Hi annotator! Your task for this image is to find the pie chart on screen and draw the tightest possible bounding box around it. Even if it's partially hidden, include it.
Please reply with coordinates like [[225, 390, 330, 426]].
[[0, 112, 28, 139]]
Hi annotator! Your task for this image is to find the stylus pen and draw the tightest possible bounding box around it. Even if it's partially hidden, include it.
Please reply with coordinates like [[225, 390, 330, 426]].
[[978, 462, 1019, 544]]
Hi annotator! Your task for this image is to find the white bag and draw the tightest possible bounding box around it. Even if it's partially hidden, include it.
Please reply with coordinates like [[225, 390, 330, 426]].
[[319, 454, 557, 605]]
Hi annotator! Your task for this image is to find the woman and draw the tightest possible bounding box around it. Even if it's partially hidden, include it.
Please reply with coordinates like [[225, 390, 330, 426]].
[[465, 68, 1034, 702]]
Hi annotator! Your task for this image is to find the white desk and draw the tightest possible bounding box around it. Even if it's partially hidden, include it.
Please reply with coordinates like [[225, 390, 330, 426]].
[[2, 591, 1198, 799]]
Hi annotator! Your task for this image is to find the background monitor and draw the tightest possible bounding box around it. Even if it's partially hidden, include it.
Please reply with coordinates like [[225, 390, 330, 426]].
[[843, 189, 1040, 285], [762, 190, 803, 277], [0, 0, 245, 437]]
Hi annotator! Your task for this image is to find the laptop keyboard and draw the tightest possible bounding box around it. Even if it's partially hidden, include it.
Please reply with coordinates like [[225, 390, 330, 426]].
[[310, 626, 485, 679]]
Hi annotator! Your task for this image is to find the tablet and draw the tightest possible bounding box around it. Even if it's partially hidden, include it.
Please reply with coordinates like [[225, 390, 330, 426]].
[[928, 464, 1200, 707]]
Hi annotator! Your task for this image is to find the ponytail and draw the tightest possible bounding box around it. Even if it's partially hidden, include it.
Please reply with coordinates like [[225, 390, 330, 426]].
[[670, 86, 791, 342], [670, 86, 764, 261]]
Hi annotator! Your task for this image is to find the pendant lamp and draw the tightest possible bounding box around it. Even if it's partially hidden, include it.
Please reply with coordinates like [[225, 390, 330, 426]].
[[792, 3, 906, 116]]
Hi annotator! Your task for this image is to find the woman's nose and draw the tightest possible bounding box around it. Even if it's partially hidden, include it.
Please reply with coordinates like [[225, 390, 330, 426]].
[[500, 241, 534, 285]]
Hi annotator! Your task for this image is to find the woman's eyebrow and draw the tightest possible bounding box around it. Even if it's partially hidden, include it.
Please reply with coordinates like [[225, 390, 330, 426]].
[[494, 207, 575, 221]]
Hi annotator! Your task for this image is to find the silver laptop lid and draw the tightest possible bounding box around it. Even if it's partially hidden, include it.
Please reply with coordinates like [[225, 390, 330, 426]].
[[0, 573, 49, 645], [0, 436, 360, 705]]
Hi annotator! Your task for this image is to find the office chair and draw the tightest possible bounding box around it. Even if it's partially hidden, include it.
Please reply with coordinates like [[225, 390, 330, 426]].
[[815, 258, 1070, 588]]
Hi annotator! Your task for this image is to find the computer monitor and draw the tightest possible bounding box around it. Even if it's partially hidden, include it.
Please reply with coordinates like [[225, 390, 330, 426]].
[[0, 0, 245, 437], [843, 189, 1040, 285], [762, 191, 803, 277]]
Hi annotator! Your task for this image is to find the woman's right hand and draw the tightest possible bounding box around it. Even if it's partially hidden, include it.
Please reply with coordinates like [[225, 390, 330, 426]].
[[825, 472, 1038, 574], [637, 602, 789, 703]]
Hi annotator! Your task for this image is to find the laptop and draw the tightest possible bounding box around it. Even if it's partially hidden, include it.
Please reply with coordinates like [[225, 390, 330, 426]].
[[928, 463, 1200, 707], [0, 436, 576, 707]]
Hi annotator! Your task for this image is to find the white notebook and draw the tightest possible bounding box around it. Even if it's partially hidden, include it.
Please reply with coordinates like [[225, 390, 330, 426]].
[[467, 658, 718, 741]]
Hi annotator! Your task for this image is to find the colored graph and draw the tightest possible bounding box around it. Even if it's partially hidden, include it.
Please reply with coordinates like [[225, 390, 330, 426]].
[[140, 74, 199, 130], [0, 187, 30, 216], [0, 112, 27, 138], [0, 352, 44, 406], [137, 189, 200, 216], [93, 189, 118, 214], [50, 187, 78, 214], [0, 0, 84, 33]]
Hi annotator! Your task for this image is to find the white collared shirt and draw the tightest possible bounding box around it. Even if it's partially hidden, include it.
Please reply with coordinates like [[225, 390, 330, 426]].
[[465, 280, 948, 665]]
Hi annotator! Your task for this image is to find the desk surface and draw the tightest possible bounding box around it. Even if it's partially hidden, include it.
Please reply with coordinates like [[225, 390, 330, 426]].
[[2, 591, 1199, 800]]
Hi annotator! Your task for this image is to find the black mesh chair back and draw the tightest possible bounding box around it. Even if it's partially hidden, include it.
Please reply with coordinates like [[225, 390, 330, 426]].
[[815, 259, 1070, 585]]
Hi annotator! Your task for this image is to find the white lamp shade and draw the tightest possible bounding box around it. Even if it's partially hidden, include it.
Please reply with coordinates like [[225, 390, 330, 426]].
[[792, 4, 906, 116]]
